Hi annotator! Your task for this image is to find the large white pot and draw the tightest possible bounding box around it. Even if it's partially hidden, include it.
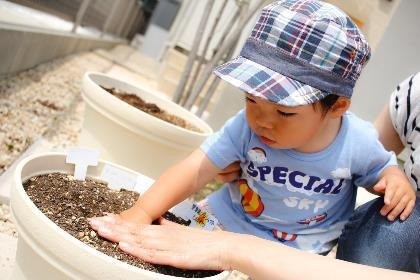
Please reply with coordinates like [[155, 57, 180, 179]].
[[10, 152, 229, 280], [80, 72, 213, 179]]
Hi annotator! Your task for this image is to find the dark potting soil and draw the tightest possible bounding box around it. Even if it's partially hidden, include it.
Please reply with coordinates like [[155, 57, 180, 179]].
[[102, 87, 203, 133], [23, 173, 220, 278]]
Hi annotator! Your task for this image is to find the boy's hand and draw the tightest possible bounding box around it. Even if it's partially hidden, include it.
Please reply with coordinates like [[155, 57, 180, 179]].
[[89, 205, 153, 236], [372, 167, 416, 221], [89, 206, 154, 243]]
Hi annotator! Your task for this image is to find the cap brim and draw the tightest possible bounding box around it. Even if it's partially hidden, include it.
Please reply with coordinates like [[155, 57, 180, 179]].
[[213, 56, 329, 106]]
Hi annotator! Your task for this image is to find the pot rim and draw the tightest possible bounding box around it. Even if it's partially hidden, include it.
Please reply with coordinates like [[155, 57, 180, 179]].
[[11, 152, 228, 280], [83, 71, 213, 136]]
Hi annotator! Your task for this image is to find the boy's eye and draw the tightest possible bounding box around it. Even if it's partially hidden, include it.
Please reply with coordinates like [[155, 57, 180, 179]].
[[245, 96, 256, 103], [277, 110, 295, 117]]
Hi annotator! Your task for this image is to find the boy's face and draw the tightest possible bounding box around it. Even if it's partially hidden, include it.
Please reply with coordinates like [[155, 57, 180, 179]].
[[245, 94, 339, 153]]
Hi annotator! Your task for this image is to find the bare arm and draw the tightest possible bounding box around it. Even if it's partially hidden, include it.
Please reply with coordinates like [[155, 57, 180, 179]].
[[89, 218, 419, 280], [374, 104, 404, 153], [233, 232, 418, 280], [120, 148, 221, 224]]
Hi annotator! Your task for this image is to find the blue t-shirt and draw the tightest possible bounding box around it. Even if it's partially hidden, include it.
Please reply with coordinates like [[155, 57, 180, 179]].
[[201, 109, 396, 253]]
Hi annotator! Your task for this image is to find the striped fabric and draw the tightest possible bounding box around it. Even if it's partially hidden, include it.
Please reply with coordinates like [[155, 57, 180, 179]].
[[214, 0, 371, 106], [390, 73, 420, 192]]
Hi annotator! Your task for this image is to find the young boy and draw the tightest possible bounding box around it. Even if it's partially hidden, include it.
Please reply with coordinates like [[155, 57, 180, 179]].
[[92, 0, 416, 255]]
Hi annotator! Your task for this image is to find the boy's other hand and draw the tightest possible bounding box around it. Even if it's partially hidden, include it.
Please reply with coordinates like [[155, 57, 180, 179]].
[[88, 213, 121, 242], [88, 207, 154, 243], [89, 205, 154, 241], [372, 167, 416, 221], [215, 161, 241, 183]]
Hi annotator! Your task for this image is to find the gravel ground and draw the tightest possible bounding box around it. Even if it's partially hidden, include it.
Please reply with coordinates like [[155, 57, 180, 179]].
[[0, 47, 251, 279], [0, 203, 16, 237], [0, 52, 111, 174], [0, 51, 112, 242]]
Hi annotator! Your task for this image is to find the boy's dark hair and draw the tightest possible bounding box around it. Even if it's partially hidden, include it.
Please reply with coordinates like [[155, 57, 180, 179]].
[[314, 94, 339, 115]]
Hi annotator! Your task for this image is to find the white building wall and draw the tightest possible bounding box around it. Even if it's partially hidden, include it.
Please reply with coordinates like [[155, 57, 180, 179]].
[[351, 0, 420, 122]]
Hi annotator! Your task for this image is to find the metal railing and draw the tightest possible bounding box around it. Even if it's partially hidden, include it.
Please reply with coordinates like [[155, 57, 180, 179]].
[[8, 0, 147, 39]]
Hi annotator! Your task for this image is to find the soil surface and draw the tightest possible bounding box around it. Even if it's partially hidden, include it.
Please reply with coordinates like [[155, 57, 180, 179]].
[[23, 172, 219, 278], [103, 87, 203, 133]]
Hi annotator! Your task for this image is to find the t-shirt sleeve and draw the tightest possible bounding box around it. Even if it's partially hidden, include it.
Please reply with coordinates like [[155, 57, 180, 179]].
[[200, 110, 250, 169], [353, 126, 398, 188]]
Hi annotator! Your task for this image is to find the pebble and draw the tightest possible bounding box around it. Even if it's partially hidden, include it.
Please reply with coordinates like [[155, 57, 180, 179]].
[[0, 50, 112, 238], [0, 203, 17, 238]]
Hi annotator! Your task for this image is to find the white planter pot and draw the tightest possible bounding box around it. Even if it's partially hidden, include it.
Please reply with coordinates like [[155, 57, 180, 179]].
[[80, 72, 213, 179], [10, 152, 229, 280]]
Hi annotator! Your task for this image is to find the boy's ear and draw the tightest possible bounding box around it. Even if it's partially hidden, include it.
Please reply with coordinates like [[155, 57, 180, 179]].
[[330, 97, 351, 117]]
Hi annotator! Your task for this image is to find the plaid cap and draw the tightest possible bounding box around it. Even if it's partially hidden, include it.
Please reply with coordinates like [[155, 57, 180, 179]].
[[213, 0, 371, 106]]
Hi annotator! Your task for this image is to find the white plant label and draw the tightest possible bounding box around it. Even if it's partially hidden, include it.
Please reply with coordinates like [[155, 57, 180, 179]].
[[66, 147, 100, 181], [171, 200, 218, 231], [100, 164, 138, 190]]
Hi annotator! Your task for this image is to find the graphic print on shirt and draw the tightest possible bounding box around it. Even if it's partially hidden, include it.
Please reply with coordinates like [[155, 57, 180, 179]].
[[238, 179, 265, 217], [330, 168, 352, 179], [272, 229, 297, 242], [246, 161, 346, 196], [283, 197, 329, 213], [297, 213, 328, 225], [245, 147, 353, 215], [248, 147, 268, 163], [246, 146, 347, 199]]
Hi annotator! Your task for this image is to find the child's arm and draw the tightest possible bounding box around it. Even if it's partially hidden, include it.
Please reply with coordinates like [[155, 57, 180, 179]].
[[370, 166, 416, 221], [119, 148, 222, 224], [373, 104, 405, 154]]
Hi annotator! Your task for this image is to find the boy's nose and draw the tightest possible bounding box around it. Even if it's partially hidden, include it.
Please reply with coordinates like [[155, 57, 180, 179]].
[[256, 117, 274, 129]]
